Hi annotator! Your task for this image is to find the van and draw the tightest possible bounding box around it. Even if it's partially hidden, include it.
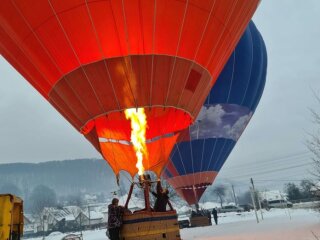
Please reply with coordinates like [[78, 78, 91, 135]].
[[267, 199, 293, 208]]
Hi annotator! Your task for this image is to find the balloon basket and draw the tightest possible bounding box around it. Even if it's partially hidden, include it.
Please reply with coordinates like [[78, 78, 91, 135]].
[[120, 210, 181, 240], [120, 175, 181, 240], [189, 215, 211, 227]]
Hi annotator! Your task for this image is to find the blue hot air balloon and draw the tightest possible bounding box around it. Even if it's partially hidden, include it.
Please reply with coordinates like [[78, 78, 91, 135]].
[[163, 21, 267, 205]]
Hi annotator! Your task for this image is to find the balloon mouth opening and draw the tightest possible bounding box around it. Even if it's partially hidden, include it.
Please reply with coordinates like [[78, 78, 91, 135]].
[[83, 106, 192, 177], [81, 106, 193, 138]]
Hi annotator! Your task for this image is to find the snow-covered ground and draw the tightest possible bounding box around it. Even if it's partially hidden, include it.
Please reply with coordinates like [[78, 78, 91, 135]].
[[182, 208, 320, 240], [27, 208, 320, 240]]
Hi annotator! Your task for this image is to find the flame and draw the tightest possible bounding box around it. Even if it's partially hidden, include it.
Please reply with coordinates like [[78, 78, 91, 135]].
[[125, 108, 148, 175]]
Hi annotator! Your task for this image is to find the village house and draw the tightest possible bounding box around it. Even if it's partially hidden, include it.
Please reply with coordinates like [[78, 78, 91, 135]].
[[75, 210, 104, 230]]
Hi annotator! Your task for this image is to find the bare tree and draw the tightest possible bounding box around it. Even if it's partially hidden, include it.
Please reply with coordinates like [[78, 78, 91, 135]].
[[307, 99, 320, 179], [238, 190, 262, 209], [29, 185, 57, 215], [300, 179, 314, 199], [307, 94, 320, 208], [285, 183, 302, 201], [238, 190, 252, 205], [212, 185, 226, 207], [29, 185, 57, 236]]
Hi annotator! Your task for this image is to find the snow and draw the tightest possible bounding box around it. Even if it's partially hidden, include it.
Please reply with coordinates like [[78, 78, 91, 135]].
[[199, 202, 220, 210], [181, 209, 320, 240], [88, 211, 103, 220], [26, 208, 320, 240], [64, 214, 75, 221]]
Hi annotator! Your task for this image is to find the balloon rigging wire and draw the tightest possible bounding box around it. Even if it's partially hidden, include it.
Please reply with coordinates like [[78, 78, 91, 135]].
[[164, 0, 189, 106], [48, 0, 106, 115], [84, 0, 121, 111], [176, 0, 216, 107], [121, 0, 138, 108]]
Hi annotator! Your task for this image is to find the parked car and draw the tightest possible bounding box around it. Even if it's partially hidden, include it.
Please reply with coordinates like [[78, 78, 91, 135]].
[[239, 203, 254, 212], [178, 219, 190, 229], [267, 199, 293, 208], [62, 234, 83, 240], [218, 205, 244, 213], [178, 214, 190, 229]]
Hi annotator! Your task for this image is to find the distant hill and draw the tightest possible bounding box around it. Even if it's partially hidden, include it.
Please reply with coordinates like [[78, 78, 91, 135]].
[[0, 159, 117, 197]]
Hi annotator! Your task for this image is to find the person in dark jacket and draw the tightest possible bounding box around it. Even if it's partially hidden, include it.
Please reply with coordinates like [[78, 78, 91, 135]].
[[151, 181, 172, 212], [212, 208, 218, 225], [107, 198, 124, 240]]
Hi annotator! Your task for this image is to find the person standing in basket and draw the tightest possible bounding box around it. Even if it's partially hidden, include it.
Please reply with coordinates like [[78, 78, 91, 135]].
[[151, 181, 173, 212]]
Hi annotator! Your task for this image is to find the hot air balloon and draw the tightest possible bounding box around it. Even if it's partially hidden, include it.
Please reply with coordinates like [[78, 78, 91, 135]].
[[163, 21, 267, 207], [0, 1, 260, 239], [0, 0, 260, 179]]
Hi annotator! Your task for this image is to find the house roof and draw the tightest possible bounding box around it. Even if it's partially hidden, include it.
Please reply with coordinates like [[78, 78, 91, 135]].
[[43, 207, 76, 222], [24, 214, 36, 223], [311, 182, 320, 194]]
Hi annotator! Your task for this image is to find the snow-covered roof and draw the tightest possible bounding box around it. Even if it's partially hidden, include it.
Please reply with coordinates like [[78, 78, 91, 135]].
[[24, 214, 36, 223], [43, 207, 76, 222], [64, 214, 76, 221], [311, 182, 320, 195], [63, 206, 81, 213]]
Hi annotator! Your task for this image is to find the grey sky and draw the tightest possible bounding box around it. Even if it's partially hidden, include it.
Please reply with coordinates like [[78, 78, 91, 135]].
[[218, 0, 320, 186], [0, 1, 319, 186]]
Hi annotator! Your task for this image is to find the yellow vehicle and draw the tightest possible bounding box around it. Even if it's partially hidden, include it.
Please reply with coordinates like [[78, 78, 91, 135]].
[[0, 194, 23, 240]]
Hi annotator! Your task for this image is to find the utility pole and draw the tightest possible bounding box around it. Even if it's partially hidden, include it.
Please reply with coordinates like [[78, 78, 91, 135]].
[[250, 186, 259, 223], [280, 192, 291, 220], [250, 178, 263, 220], [88, 205, 91, 228], [231, 184, 238, 205]]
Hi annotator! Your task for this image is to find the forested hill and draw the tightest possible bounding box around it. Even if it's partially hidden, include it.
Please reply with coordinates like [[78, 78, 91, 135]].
[[0, 159, 117, 197]]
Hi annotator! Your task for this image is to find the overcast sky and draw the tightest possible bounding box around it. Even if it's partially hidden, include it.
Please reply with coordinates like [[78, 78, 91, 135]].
[[0, 1, 319, 187]]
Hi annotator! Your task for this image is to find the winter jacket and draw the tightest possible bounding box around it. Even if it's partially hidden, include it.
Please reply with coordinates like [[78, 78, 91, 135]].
[[151, 182, 169, 212], [107, 204, 124, 229]]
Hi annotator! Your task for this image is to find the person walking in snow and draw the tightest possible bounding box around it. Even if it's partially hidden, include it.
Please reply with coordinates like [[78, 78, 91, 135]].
[[107, 198, 124, 240], [212, 207, 218, 225]]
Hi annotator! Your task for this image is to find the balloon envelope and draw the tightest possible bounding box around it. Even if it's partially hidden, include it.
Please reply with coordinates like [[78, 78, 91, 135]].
[[0, 0, 259, 177], [163, 21, 267, 204]]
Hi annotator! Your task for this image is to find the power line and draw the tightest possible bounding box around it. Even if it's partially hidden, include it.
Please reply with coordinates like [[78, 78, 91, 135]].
[[222, 160, 313, 175], [222, 152, 312, 171], [254, 179, 315, 182], [222, 161, 314, 177], [222, 162, 315, 180]]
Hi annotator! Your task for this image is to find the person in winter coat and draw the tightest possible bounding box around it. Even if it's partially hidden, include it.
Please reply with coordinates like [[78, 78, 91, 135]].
[[107, 198, 124, 240], [212, 208, 218, 225], [151, 181, 173, 212]]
